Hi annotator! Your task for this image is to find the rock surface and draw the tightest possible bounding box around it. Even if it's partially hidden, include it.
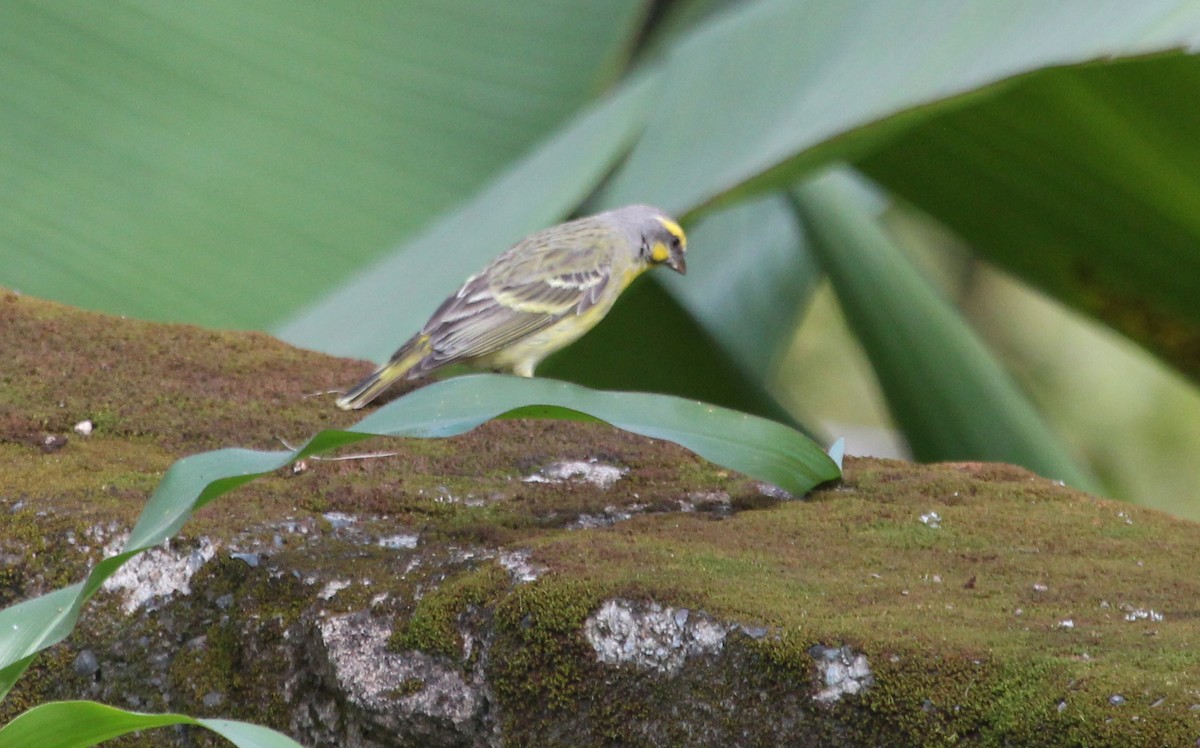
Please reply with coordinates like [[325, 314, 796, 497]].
[[2, 292, 1200, 747]]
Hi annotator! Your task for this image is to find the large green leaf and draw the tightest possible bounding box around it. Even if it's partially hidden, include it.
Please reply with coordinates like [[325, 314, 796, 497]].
[[601, 0, 1200, 215], [793, 171, 1096, 491], [858, 55, 1200, 381], [0, 374, 837, 696], [275, 71, 660, 360], [0, 0, 645, 328], [0, 701, 301, 748]]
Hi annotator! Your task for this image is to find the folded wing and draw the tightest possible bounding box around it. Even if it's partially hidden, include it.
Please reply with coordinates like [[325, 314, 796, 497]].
[[410, 242, 614, 374]]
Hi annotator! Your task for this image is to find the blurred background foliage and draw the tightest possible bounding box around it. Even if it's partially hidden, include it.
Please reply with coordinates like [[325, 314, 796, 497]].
[[4, 0, 1200, 519]]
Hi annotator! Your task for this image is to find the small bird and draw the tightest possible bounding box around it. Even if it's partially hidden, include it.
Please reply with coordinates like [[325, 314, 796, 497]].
[[335, 204, 687, 410]]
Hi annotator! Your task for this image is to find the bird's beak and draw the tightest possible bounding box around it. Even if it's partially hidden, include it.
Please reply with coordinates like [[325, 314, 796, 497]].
[[667, 250, 687, 275]]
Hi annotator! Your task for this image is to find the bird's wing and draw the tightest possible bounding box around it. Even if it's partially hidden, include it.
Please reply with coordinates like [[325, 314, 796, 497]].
[[416, 240, 615, 369]]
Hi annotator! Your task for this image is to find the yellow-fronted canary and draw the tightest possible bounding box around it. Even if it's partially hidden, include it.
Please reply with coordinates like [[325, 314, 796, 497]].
[[336, 204, 687, 409]]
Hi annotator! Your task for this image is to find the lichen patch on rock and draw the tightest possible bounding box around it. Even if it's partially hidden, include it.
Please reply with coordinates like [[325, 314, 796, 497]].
[[101, 537, 217, 613], [584, 598, 726, 675]]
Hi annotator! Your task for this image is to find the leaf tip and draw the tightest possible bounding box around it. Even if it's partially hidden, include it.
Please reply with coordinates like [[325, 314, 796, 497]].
[[827, 437, 846, 470]]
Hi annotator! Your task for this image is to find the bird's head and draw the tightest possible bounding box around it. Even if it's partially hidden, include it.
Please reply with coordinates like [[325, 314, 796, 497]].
[[614, 205, 688, 275]]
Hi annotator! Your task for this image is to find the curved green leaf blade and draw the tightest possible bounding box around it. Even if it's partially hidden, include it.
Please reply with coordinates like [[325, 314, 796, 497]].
[[792, 170, 1096, 491], [352, 375, 838, 493], [858, 56, 1200, 381], [0, 375, 836, 692], [0, 700, 301, 748], [602, 0, 1200, 215], [0, 1, 646, 329]]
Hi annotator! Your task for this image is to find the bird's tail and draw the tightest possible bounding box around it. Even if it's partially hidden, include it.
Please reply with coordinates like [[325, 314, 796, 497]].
[[335, 336, 431, 410]]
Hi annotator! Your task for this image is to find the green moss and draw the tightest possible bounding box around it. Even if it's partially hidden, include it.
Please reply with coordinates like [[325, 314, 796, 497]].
[[167, 621, 237, 710], [0, 492, 103, 608], [748, 629, 821, 681], [490, 578, 609, 717], [157, 557, 307, 738], [859, 517, 947, 550], [0, 646, 76, 723], [482, 458, 1200, 744], [845, 652, 1063, 747], [389, 561, 511, 660]]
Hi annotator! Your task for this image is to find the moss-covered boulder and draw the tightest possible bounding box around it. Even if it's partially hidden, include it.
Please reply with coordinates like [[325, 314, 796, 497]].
[[2, 292, 1198, 747]]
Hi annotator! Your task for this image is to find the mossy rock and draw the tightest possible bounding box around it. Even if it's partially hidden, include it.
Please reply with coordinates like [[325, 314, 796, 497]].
[[2, 292, 1199, 747]]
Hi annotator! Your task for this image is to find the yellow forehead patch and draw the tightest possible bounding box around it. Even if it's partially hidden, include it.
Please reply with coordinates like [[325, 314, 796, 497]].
[[650, 241, 670, 262], [656, 216, 687, 248]]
